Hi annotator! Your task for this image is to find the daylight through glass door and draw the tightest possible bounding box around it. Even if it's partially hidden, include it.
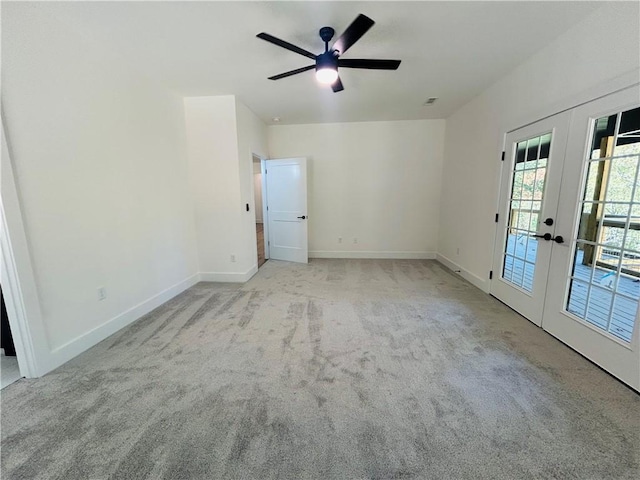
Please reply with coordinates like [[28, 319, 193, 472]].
[[566, 107, 640, 342], [502, 133, 551, 292]]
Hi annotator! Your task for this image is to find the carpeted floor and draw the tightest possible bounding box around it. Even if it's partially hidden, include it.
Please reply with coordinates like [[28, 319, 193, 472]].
[[1, 259, 638, 479]]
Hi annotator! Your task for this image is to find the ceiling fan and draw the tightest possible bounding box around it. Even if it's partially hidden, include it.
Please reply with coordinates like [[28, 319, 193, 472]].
[[257, 14, 401, 93]]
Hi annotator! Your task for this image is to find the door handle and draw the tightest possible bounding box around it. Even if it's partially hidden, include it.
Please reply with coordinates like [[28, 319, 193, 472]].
[[543, 218, 554, 226], [532, 233, 552, 241], [297, 215, 306, 219], [532, 233, 564, 243]]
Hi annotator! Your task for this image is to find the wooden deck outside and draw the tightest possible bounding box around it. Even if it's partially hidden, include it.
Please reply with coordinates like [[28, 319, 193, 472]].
[[503, 234, 639, 342]]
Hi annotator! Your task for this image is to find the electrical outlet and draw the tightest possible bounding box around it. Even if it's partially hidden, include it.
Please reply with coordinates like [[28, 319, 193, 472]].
[[230, 254, 236, 263], [338, 237, 342, 244], [97, 287, 106, 301], [456, 248, 460, 255], [353, 237, 358, 244]]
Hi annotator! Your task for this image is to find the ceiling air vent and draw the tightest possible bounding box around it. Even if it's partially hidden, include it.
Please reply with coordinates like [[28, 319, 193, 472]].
[[423, 97, 438, 106]]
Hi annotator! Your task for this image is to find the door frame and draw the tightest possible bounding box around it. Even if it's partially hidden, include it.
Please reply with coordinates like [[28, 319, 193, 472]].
[[263, 157, 309, 264], [1, 114, 48, 378], [251, 153, 270, 263], [260, 156, 270, 260], [489, 76, 640, 390]]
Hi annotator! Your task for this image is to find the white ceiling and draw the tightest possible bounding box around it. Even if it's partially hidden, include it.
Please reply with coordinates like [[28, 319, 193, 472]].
[[18, 1, 602, 125]]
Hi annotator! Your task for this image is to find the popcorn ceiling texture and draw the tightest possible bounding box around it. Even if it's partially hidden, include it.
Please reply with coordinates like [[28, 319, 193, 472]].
[[1, 259, 638, 479]]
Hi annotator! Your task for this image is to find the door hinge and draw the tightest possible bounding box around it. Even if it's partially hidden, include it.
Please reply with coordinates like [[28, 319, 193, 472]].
[[489, 270, 493, 280], [501, 151, 505, 161], [495, 213, 499, 223], [266, 206, 269, 211], [265, 169, 267, 174]]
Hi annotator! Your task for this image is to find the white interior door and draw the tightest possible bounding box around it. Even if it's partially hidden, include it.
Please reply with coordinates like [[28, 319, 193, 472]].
[[543, 87, 640, 390], [491, 112, 571, 325], [265, 158, 308, 264]]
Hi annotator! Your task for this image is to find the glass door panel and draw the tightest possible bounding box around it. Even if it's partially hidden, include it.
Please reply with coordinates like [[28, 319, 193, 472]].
[[565, 107, 639, 343], [502, 134, 550, 292]]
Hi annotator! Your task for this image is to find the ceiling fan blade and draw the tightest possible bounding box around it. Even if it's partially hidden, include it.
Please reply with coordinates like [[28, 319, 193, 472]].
[[332, 14, 375, 55], [257, 33, 317, 60], [338, 59, 401, 70], [331, 77, 344, 93], [268, 65, 315, 80]]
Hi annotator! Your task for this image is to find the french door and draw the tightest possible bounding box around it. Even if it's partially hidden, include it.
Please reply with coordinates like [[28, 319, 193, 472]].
[[544, 88, 639, 389], [491, 111, 571, 326], [493, 86, 640, 389]]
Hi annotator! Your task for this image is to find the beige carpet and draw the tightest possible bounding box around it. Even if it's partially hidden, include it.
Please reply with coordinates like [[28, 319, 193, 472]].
[[1, 259, 638, 479]]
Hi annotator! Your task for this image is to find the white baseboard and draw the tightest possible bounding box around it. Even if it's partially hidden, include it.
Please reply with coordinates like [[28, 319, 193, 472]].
[[43, 265, 261, 376], [34, 256, 485, 378], [309, 251, 436, 260], [48, 273, 201, 373], [436, 254, 490, 293], [200, 264, 258, 283]]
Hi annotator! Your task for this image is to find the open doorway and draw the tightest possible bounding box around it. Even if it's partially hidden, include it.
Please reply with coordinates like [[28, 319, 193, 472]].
[[253, 155, 266, 268], [1, 284, 21, 388]]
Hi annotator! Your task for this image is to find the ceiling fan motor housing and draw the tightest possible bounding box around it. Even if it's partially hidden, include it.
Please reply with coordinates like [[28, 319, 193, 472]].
[[316, 51, 338, 72], [319, 26, 335, 44]]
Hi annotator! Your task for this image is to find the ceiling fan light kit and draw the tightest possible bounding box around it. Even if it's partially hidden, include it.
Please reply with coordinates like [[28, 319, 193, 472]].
[[315, 52, 339, 84], [257, 14, 401, 93], [316, 67, 339, 85]]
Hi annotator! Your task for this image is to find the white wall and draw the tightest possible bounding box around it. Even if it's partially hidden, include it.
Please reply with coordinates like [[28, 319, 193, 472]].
[[184, 96, 242, 279], [438, 2, 640, 291], [268, 120, 446, 258], [2, 4, 199, 373], [183, 96, 267, 280]]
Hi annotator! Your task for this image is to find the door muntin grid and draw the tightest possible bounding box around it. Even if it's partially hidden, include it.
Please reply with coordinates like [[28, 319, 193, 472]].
[[502, 133, 552, 292], [566, 106, 640, 343]]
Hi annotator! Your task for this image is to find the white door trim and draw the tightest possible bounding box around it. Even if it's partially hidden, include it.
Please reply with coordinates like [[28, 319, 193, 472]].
[[261, 157, 269, 260], [1, 114, 50, 378], [265, 157, 308, 264]]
